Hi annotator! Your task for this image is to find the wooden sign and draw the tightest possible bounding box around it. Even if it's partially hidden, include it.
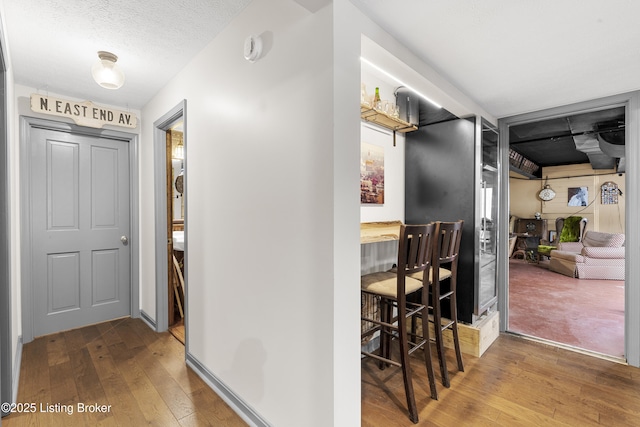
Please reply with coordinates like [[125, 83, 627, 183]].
[[30, 94, 137, 129]]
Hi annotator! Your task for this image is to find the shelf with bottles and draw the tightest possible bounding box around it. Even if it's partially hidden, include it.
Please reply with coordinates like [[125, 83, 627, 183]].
[[360, 85, 417, 133], [360, 104, 418, 133]]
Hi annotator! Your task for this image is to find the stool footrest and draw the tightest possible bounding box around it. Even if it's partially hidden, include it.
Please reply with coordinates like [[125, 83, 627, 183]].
[[361, 350, 402, 368], [440, 319, 455, 331]]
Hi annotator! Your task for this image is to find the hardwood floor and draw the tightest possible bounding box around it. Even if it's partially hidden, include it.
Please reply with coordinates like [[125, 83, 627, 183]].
[[6, 318, 640, 426], [3, 318, 246, 427], [362, 334, 640, 426], [170, 319, 186, 345]]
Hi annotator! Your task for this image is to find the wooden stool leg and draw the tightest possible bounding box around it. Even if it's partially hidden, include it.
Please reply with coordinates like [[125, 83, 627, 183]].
[[449, 291, 464, 372], [397, 304, 418, 424], [377, 299, 386, 370], [378, 299, 393, 370], [432, 281, 450, 388], [421, 295, 438, 400], [384, 300, 393, 364]]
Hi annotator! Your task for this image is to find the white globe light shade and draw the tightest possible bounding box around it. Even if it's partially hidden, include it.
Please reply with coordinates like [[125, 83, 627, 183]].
[[91, 51, 125, 90]]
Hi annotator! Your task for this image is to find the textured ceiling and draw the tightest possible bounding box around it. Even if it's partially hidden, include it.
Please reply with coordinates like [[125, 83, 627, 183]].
[[1, 0, 252, 109], [3, 0, 640, 119], [350, 0, 640, 118]]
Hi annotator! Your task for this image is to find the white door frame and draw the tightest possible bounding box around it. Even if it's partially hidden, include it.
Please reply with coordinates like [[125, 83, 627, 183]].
[[153, 100, 186, 334], [20, 116, 140, 343], [497, 91, 640, 366]]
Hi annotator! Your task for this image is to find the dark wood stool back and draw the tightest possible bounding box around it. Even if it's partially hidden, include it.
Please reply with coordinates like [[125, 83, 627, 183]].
[[431, 220, 465, 388], [361, 224, 438, 423]]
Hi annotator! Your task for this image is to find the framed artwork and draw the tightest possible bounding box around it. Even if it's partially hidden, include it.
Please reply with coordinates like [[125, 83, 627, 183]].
[[567, 187, 588, 207], [549, 230, 557, 242], [360, 142, 384, 204]]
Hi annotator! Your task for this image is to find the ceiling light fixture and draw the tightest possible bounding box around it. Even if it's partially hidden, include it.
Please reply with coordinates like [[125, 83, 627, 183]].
[[360, 57, 442, 109], [91, 51, 125, 90]]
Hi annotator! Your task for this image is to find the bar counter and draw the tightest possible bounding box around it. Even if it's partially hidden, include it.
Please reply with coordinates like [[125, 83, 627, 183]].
[[360, 220, 402, 244]]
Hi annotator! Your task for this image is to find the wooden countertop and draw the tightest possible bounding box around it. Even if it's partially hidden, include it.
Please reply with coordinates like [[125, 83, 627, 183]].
[[360, 220, 402, 244]]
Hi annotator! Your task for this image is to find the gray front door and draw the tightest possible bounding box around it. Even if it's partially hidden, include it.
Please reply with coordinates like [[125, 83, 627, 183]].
[[29, 128, 130, 337]]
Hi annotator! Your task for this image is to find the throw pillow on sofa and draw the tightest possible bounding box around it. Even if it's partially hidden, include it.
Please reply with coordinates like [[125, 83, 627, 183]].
[[582, 231, 625, 247]]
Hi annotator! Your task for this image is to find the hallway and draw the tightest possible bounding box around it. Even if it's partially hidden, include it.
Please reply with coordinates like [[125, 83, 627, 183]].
[[2, 318, 246, 426]]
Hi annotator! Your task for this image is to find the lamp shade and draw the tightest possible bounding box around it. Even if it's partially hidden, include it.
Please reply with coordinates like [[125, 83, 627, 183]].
[[91, 51, 125, 90]]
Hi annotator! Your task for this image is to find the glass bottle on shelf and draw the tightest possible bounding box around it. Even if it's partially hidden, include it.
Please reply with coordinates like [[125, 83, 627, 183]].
[[361, 83, 370, 107], [373, 87, 381, 110]]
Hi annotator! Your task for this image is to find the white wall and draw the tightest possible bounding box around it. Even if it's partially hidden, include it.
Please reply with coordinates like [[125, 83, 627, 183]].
[[140, 1, 343, 425], [0, 5, 21, 400], [7, 73, 19, 406], [331, 1, 362, 424]]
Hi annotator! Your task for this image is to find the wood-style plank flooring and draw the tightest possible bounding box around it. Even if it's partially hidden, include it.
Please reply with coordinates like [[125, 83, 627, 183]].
[[3, 317, 246, 427], [169, 319, 186, 345], [6, 318, 640, 426], [362, 334, 640, 426]]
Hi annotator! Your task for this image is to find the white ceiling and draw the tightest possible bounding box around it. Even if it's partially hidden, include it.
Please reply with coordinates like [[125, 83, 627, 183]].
[[1, 0, 252, 109], [2, 0, 640, 117], [351, 0, 640, 118]]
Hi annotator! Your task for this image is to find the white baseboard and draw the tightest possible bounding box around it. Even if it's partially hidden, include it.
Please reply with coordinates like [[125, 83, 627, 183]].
[[185, 352, 270, 427], [12, 335, 22, 402], [139, 310, 157, 331]]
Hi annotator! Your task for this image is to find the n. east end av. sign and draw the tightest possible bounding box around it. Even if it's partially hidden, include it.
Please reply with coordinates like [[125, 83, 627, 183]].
[[30, 94, 137, 129]]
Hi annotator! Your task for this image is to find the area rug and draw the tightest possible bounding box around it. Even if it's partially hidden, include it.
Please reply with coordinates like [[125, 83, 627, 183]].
[[509, 258, 624, 358]]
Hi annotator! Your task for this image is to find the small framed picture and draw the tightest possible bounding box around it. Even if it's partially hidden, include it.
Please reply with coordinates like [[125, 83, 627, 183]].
[[568, 187, 588, 206], [549, 230, 557, 242]]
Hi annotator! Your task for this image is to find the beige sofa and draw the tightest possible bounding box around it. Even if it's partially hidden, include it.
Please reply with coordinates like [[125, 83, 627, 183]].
[[549, 231, 625, 280]]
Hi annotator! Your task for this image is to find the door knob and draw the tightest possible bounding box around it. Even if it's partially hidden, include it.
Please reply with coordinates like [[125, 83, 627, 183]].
[[121, 235, 129, 245]]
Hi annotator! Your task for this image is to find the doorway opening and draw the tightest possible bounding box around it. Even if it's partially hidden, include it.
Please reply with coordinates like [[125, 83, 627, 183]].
[[153, 100, 186, 345], [504, 103, 626, 360], [168, 123, 185, 344]]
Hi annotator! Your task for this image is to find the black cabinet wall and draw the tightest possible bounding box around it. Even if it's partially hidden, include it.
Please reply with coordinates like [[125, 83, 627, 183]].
[[405, 117, 479, 324]]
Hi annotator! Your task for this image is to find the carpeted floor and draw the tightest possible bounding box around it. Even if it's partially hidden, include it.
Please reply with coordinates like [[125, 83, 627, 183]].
[[509, 258, 625, 358]]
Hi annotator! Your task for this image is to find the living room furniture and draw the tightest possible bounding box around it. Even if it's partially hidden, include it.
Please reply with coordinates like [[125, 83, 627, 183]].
[[515, 236, 542, 263], [361, 224, 438, 423], [508, 235, 518, 258], [538, 216, 588, 258], [511, 218, 546, 259], [547, 216, 588, 245], [549, 231, 625, 279], [514, 218, 548, 239]]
